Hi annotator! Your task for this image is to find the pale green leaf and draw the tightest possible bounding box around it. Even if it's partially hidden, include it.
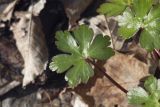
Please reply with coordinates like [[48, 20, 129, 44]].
[[145, 5, 160, 23], [157, 79, 160, 90], [133, 0, 153, 18], [144, 75, 157, 94], [117, 8, 142, 38], [118, 26, 138, 39], [144, 95, 160, 107], [127, 87, 149, 105]]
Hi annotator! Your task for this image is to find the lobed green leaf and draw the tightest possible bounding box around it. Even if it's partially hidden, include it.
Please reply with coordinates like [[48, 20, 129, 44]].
[[50, 25, 114, 87], [127, 87, 149, 105], [128, 75, 160, 107]]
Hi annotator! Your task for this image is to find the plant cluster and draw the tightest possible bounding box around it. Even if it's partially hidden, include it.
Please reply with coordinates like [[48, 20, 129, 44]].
[[49, 0, 160, 106], [128, 75, 160, 107], [98, 0, 160, 51], [49, 25, 114, 87]]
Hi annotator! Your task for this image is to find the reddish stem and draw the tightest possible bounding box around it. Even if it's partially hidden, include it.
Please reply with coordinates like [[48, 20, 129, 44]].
[[86, 59, 128, 94]]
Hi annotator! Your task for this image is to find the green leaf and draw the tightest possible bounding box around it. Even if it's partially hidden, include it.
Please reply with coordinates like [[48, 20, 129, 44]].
[[117, 2, 160, 51], [133, 0, 153, 18], [49, 54, 76, 73], [73, 25, 93, 56], [157, 79, 160, 90], [65, 59, 94, 87], [144, 75, 157, 94], [88, 35, 114, 60], [97, 0, 128, 16], [128, 75, 160, 107], [117, 8, 142, 39], [145, 5, 160, 23], [118, 26, 138, 39], [144, 101, 160, 107], [140, 29, 155, 52], [50, 25, 114, 87], [127, 87, 149, 105], [55, 31, 80, 55], [144, 95, 160, 107]]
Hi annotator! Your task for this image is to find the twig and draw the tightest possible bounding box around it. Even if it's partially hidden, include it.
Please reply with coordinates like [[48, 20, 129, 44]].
[[44, 90, 54, 107], [86, 59, 128, 94], [154, 49, 160, 58], [0, 81, 21, 96]]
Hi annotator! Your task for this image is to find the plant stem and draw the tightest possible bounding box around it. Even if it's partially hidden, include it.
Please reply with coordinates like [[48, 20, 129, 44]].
[[86, 59, 128, 94]]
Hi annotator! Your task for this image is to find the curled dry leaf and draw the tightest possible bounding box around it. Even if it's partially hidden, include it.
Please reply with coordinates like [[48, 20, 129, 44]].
[[88, 53, 149, 107], [28, 0, 46, 16], [0, 0, 18, 21], [79, 15, 109, 35], [11, 12, 48, 86]]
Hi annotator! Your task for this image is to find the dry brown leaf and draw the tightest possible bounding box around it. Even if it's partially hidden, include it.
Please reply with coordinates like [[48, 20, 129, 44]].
[[0, 36, 24, 69], [61, 0, 93, 28], [0, 0, 18, 21], [11, 12, 48, 86], [87, 53, 149, 107]]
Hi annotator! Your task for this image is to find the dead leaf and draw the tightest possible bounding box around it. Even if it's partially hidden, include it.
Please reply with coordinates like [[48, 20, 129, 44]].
[[11, 12, 48, 86], [61, 0, 93, 28], [88, 53, 149, 107], [0, 36, 24, 69], [0, 0, 18, 21], [79, 15, 124, 50], [28, 0, 46, 16]]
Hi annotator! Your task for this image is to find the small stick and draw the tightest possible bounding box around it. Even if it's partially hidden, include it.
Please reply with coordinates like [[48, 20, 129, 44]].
[[86, 59, 128, 94]]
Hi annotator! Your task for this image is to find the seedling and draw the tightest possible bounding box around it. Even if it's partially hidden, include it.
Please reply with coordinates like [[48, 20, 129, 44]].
[[128, 75, 160, 107], [49, 25, 114, 87]]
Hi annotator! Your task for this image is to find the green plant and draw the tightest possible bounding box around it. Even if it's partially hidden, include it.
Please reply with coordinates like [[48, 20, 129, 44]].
[[49, 25, 114, 87], [49, 0, 160, 106], [98, 0, 160, 51], [127, 75, 160, 107], [97, 0, 160, 106]]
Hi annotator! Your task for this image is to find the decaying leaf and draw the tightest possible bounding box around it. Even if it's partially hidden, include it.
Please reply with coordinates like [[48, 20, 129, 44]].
[[0, 36, 24, 69], [60, 0, 93, 28], [28, 0, 46, 16], [0, 0, 18, 21], [88, 53, 149, 107], [11, 12, 48, 86]]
